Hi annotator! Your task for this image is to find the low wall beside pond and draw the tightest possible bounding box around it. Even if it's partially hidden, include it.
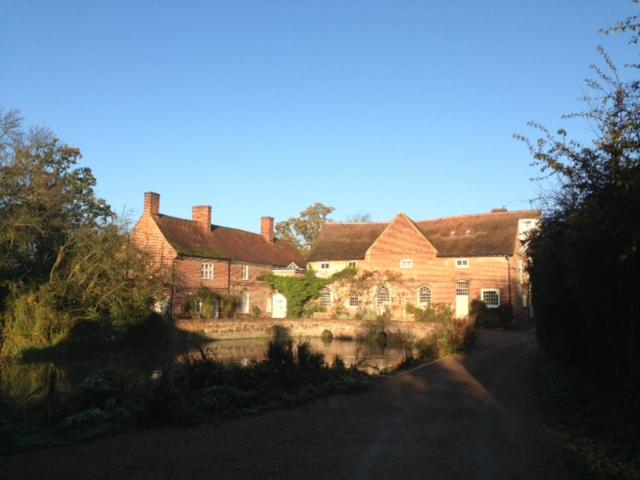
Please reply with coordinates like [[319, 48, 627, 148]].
[[174, 318, 437, 342]]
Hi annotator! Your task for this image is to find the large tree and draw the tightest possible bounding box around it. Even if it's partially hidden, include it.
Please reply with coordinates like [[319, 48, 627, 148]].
[[517, 8, 640, 384], [0, 110, 112, 298], [275, 202, 335, 255]]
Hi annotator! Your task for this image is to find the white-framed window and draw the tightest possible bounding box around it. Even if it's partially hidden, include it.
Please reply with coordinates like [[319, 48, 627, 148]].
[[376, 286, 390, 307], [348, 261, 357, 268], [455, 258, 469, 268], [481, 289, 500, 308], [456, 280, 469, 296], [349, 291, 359, 307], [320, 287, 331, 306], [400, 258, 413, 269], [241, 264, 249, 281], [241, 291, 250, 314], [201, 263, 214, 280], [320, 262, 330, 269], [418, 287, 432, 307]]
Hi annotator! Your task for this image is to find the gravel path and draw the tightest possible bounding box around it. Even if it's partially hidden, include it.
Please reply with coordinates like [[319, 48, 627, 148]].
[[1, 329, 557, 480]]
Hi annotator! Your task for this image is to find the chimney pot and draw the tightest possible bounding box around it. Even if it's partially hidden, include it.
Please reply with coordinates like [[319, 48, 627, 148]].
[[144, 192, 160, 216], [192, 205, 212, 231], [261, 216, 275, 243]]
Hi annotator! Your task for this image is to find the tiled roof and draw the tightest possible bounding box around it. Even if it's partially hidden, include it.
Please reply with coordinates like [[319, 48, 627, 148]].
[[307, 210, 540, 261], [307, 222, 388, 262], [153, 214, 304, 267]]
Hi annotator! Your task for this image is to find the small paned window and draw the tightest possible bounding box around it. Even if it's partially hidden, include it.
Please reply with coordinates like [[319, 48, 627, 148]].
[[481, 289, 500, 308], [320, 263, 330, 269], [455, 258, 469, 268], [201, 263, 214, 280], [377, 286, 390, 307], [348, 261, 357, 268], [400, 258, 413, 269], [418, 287, 432, 307], [456, 280, 469, 296], [320, 287, 331, 306], [241, 291, 250, 314], [349, 292, 359, 307], [241, 264, 249, 281]]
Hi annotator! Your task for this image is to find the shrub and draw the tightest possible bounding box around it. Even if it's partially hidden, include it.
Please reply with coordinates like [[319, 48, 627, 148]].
[[469, 300, 513, 328], [407, 303, 453, 324], [184, 287, 240, 319]]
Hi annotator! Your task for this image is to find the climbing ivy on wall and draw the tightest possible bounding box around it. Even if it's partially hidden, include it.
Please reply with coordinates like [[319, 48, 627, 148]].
[[261, 267, 357, 318]]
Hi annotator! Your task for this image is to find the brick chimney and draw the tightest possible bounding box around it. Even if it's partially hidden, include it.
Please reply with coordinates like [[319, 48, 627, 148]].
[[261, 216, 275, 242], [144, 192, 160, 216], [192, 205, 212, 231]]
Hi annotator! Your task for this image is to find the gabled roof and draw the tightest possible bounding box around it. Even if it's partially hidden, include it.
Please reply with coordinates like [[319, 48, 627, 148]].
[[307, 210, 540, 261], [152, 214, 304, 267], [307, 222, 388, 262]]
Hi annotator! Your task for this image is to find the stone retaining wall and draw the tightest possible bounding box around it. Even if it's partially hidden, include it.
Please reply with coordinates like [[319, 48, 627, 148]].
[[174, 318, 437, 341]]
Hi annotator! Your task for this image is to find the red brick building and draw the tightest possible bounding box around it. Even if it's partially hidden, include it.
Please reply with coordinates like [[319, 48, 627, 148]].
[[307, 209, 539, 323], [131, 192, 304, 318]]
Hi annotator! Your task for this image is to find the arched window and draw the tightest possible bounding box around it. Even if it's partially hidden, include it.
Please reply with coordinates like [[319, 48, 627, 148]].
[[418, 287, 432, 307], [349, 291, 359, 307], [320, 287, 331, 306], [376, 286, 390, 307]]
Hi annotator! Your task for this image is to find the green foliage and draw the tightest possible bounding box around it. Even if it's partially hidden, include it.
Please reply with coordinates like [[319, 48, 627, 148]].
[[1, 224, 165, 357], [0, 111, 165, 356], [262, 269, 330, 318], [517, 14, 640, 388], [0, 110, 113, 302], [261, 267, 358, 318], [184, 286, 240, 319], [0, 341, 371, 450], [397, 320, 476, 370], [469, 300, 513, 328], [406, 303, 453, 324], [274, 202, 334, 254]]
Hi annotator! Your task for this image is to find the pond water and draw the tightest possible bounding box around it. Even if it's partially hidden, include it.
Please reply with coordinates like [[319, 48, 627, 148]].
[[0, 337, 410, 402]]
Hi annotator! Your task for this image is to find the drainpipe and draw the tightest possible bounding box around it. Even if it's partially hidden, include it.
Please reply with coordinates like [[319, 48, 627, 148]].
[[170, 257, 176, 319], [504, 255, 512, 305]]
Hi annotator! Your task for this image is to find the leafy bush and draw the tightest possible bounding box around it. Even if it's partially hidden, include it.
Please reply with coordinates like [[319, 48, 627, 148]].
[[469, 300, 513, 328], [413, 320, 475, 361], [406, 303, 453, 324], [1, 224, 164, 358], [183, 287, 240, 319]]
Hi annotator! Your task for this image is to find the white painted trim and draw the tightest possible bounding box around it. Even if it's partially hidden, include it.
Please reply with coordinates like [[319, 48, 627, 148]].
[[481, 288, 500, 308]]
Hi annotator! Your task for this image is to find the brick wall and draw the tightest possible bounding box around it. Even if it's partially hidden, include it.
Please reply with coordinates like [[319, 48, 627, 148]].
[[347, 214, 531, 323]]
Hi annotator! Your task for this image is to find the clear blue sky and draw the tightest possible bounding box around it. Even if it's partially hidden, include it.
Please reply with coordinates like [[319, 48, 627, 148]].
[[1, 1, 638, 232]]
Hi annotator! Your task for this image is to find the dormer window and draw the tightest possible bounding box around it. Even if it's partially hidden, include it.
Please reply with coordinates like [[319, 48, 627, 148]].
[[455, 258, 469, 268], [518, 218, 538, 240], [400, 258, 413, 269]]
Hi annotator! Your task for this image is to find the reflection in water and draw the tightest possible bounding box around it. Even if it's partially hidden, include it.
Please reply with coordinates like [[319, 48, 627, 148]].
[[0, 337, 409, 402]]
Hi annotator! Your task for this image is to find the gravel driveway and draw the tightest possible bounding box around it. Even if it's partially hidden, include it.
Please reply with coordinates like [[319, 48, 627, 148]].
[[1, 329, 558, 480]]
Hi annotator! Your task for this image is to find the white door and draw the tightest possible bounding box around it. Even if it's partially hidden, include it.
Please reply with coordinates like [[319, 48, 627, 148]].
[[455, 280, 469, 318], [272, 293, 287, 319]]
